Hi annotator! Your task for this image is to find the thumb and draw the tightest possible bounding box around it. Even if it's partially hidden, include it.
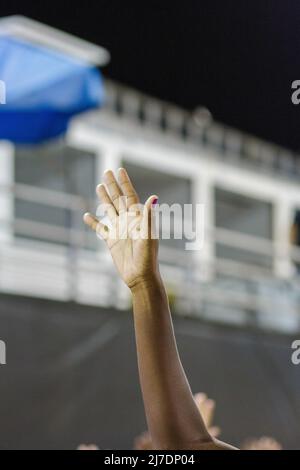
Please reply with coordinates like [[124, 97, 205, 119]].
[[141, 195, 159, 240]]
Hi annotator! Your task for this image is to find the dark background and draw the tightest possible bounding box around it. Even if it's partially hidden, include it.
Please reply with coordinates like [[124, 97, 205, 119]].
[[1, 0, 299, 151], [0, 294, 299, 450]]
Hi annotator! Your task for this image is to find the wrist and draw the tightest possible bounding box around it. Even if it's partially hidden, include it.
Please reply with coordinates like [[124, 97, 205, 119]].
[[130, 273, 169, 318], [130, 272, 163, 295]]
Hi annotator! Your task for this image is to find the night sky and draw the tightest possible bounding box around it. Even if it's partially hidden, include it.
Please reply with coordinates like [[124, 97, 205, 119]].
[[1, 0, 300, 151]]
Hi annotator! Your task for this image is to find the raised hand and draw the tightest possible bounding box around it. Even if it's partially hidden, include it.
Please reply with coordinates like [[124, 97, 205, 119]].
[[83, 168, 235, 450], [241, 436, 282, 450], [194, 393, 221, 438], [77, 444, 99, 450], [84, 168, 159, 289]]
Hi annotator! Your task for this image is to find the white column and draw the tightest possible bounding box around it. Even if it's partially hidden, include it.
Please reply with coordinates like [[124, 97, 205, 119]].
[[192, 172, 215, 281], [0, 141, 14, 243], [273, 198, 294, 279], [95, 143, 122, 183]]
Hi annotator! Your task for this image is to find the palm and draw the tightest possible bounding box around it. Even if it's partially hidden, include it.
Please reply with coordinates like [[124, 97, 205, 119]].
[[110, 237, 143, 286], [84, 168, 158, 288]]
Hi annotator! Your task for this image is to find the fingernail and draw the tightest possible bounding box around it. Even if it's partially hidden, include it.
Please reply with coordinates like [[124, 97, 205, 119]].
[[152, 198, 158, 206]]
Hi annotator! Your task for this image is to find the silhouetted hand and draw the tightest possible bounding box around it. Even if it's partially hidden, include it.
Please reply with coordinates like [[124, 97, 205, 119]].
[[77, 444, 99, 450], [241, 437, 282, 450]]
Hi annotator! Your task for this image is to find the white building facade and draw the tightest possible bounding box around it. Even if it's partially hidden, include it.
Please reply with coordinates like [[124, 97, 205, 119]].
[[1, 79, 300, 333]]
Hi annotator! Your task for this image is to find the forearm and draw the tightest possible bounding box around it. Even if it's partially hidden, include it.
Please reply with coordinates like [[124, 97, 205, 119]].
[[84, 168, 235, 450], [131, 274, 211, 449]]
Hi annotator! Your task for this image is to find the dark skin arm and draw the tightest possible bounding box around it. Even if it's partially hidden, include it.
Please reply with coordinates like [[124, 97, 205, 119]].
[[131, 276, 235, 450], [84, 168, 236, 450]]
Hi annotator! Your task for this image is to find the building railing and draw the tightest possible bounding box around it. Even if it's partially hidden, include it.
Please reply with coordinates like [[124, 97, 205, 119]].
[[102, 79, 299, 180], [1, 181, 300, 333]]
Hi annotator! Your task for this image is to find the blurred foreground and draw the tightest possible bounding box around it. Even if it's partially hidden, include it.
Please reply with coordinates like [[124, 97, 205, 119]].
[[0, 293, 298, 449]]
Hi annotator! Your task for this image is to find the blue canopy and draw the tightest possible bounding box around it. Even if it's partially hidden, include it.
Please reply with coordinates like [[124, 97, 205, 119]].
[[0, 36, 103, 143]]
